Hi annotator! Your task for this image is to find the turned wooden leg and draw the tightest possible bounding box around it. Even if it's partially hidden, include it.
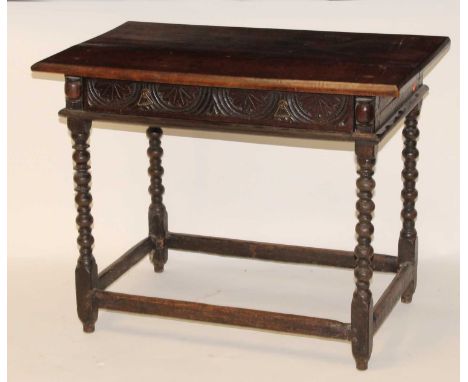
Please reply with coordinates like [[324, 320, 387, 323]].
[[147, 127, 168, 273], [398, 104, 421, 303], [351, 142, 376, 370], [68, 118, 98, 333]]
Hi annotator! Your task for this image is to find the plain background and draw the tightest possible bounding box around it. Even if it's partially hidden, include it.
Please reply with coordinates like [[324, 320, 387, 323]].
[[8, 0, 459, 381]]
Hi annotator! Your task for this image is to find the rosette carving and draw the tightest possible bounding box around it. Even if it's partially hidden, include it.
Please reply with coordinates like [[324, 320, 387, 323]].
[[214, 88, 279, 119], [152, 83, 210, 113], [87, 79, 141, 108], [288, 93, 349, 124], [84, 78, 353, 132]]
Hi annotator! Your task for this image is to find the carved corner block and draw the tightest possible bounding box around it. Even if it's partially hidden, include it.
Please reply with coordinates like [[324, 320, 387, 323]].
[[65, 76, 83, 110], [354, 97, 376, 134]]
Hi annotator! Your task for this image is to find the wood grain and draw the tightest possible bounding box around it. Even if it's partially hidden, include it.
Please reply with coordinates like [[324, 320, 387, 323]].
[[147, 127, 168, 272], [398, 104, 421, 303], [373, 263, 414, 333], [94, 290, 352, 340], [31, 21, 450, 96], [84, 78, 354, 133], [351, 141, 377, 370], [68, 117, 98, 333], [167, 232, 398, 273], [31, 21, 451, 370], [98, 237, 154, 290]]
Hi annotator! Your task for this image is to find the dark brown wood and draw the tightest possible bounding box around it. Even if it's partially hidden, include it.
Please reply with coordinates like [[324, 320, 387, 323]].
[[31, 22, 450, 96], [355, 97, 376, 133], [398, 104, 421, 303], [65, 76, 83, 110], [84, 78, 354, 133], [94, 290, 351, 340], [375, 74, 422, 130], [98, 237, 154, 290], [32, 21, 451, 370], [167, 232, 398, 273], [59, 85, 428, 144], [147, 127, 168, 272], [59, 108, 359, 141], [375, 85, 428, 141], [351, 141, 377, 370], [68, 117, 98, 333], [373, 263, 414, 333]]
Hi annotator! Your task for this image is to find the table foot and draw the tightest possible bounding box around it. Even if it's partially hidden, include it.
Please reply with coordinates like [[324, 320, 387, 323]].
[[401, 280, 415, 303], [355, 358, 368, 371], [401, 294, 413, 304], [153, 261, 165, 273], [83, 322, 95, 333]]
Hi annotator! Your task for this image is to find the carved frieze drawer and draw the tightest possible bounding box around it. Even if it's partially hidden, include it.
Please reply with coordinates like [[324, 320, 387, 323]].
[[83, 78, 354, 132]]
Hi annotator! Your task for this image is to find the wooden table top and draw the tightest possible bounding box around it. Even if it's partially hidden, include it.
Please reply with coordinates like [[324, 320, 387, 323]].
[[31, 21, 449, 97]]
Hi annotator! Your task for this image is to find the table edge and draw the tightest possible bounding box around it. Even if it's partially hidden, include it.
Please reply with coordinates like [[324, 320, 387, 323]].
[[31, 62, 400, 97]]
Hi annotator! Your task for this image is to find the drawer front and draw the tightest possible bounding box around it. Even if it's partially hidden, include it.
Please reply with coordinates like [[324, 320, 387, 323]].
[[83, 78, 354, 133]]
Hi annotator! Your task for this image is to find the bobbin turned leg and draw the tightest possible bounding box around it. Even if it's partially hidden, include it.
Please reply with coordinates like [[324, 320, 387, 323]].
[[68, 118, 98, 333], [398, 104, 421, 303], [351, 142, 376, 370], [147, 127, 168, 273]]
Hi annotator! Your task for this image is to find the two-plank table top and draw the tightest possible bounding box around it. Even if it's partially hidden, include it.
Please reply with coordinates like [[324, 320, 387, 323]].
[[31, 21, 450, 96]]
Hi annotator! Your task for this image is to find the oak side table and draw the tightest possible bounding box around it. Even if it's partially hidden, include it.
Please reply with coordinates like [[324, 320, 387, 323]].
[[31, 21, 450, 370]]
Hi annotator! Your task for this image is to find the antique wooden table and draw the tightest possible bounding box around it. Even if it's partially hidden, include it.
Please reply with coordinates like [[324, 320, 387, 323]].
[[31, 21, 450, 370]]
